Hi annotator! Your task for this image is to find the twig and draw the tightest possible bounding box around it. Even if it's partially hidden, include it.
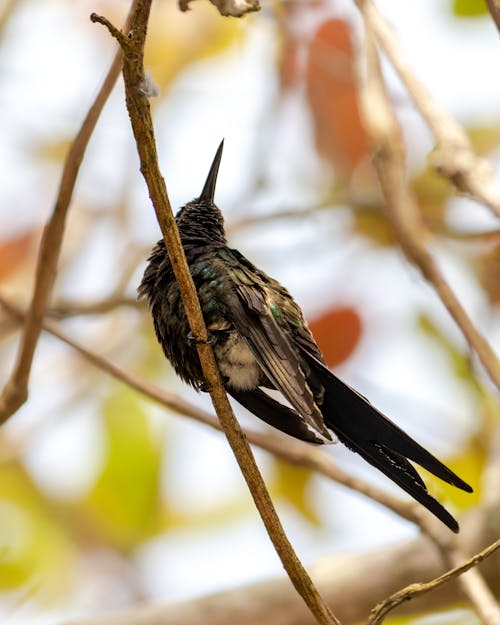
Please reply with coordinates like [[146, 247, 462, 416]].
[[178, 0, 260, 18], [368, 539, 500, 625], [353, 0, 500, 219], [0, 1, 139, 425], [451, 553, 500, 625], [485, 0, 500, 35], [355, 7, 500, 393], [90, 4, 339, 624], [48, 295, 141, 318]]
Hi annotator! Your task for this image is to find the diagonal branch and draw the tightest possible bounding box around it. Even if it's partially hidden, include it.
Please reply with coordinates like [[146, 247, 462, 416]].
[[485, 0, 500, 35], [353, 0, 500, 219], [0, 1, 139, 425], [90, 3, 339, 624], [354, 1, 500, 393]]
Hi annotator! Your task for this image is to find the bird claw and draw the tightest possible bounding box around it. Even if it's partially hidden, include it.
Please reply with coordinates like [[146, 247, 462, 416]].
[[187, 331, 216, 346], [197, 376, 229, 393]]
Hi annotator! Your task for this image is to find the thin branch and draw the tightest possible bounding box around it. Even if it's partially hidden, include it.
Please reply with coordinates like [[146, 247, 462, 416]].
[[178, 0, 260, 18], [0, 1, 139, 425], [90, 4, 339, 624], [353, 0, 500, 219], [48, 296, 141, 318], [368, 539, 500, 625], [355, 5, 500, 393], [451, 553, 500, 625], [485, 0, 500, 35]]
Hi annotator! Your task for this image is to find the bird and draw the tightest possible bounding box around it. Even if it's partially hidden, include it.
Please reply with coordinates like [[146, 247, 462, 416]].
[[139, 140, 472, 533]]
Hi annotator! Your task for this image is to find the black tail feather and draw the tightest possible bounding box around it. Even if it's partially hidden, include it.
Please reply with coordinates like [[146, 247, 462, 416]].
[[302, 353, 472, 532]]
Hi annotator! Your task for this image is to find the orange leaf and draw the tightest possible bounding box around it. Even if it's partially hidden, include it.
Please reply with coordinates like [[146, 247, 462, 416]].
[[309, 306, 362, 367], [306, 19, 371, 179], [0, 230, 37, 281]]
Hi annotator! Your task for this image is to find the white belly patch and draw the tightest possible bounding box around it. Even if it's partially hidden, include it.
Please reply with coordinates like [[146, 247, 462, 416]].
[[214, 333, 261, 390]]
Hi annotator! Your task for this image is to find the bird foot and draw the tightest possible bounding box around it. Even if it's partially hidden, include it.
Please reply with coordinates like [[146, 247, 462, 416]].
[[187, 331, 216, 346], [198, 375, 230, 393]]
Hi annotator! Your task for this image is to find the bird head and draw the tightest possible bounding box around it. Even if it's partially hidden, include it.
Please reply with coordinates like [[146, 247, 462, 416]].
[[175, 140, 226, 245]]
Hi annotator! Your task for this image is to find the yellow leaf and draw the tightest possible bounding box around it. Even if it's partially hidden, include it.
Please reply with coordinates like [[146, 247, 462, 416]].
[[83, 386, 163, 552], [269, 458, 321, 525], [144, 2, 246, 92], [0, 463, 75, 596]]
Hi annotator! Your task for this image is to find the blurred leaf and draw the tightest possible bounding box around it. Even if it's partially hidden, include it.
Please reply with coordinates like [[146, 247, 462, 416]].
[[84, 387, 163, 552], [306, 19, 372, 180], [473, 241, 500, 305], [352, 206, 395, 247], [0, 462, 74, 595], [34, 136, 72, 164], [411, 167, 451, 230], [0, 230, 37, 281], [277, 0, 327, 89], [452, 0, 489, 18], [421, 436, 484, 512], [416, 313, 492, 507], [270, 458, 320, 525], [417, 314, 480, 389], [144, 1, 244, 92], [440, 438, 484, 509], [310, 306, 362, 368], [467, 124, 500, 155]]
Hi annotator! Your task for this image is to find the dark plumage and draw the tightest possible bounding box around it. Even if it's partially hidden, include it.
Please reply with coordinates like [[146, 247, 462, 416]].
[[139, 141, 472, 532]]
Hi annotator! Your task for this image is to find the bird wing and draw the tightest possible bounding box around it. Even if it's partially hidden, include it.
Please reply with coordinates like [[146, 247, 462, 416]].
[[214, 251, 332, 441]]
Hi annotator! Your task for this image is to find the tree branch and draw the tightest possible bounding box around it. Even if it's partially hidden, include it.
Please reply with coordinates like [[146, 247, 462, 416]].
[[62, 511, 500, 625], [90, 3, 339, 623], [353, 0, 500, 219], [0, 1, 139, 425], [355, 1, 500, 393]]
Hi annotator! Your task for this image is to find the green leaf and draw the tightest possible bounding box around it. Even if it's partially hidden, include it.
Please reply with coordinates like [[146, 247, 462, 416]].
[[452, 0, 489, 18], [84, 386, 163, 552]]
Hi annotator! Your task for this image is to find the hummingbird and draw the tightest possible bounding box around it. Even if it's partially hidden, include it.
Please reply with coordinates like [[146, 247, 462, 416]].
[[139, 140, 472, 533]]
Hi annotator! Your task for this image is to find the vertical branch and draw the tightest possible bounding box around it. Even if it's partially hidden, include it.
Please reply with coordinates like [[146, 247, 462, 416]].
[[0, 1, 139, 424], [90, 4, 340, 624]]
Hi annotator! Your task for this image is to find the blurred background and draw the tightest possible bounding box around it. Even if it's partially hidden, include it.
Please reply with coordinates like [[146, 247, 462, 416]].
[[0, 0, 499, 623]]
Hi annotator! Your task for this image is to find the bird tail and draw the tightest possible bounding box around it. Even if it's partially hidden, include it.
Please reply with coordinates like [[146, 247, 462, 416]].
[[228, 387, 326, 444], [302, 353, 472, 533]]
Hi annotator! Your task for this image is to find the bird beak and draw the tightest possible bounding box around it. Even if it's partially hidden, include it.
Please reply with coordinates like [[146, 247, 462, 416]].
[[199, 140, 224, 202]]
